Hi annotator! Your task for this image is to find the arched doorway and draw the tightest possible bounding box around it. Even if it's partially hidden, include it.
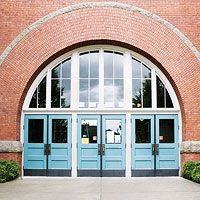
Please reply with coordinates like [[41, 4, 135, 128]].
[[22, 45, 181, 177]]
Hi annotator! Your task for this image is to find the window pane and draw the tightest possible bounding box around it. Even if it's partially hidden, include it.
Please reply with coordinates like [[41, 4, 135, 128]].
[[81, 120, 97, 144], [90, 79, 99, 103], [51, 79, 60, 108], [159, 119, 174, 143], [157, 76, 165, 108], [142, 64, 151, 78], [143, 79, 151, 108], [79, 79, 88, 107], [166, 90, 173, 108], [114, 79, 124, 107], [38, 76, 46, 108], [62, 59, 71, 78], [106, 120, 122, 144], [135, 119, 151, 143], [52, 119, 68, 143], [28, 119, 43, 143], [61, 79, 71, 108], [90, 52, 99, 78], [104, 52, 113, 78], [29, 89, 37, 108], [52, 64, 61, 78], [132, 79, 141, 108], [132, 59, 141, 78], [80, 53, 89, 78], [104, 79, 113, 104], [114, 53, 123, 78]]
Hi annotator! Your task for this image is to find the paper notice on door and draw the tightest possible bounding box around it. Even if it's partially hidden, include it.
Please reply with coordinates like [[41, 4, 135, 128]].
[[159, 135, 164, 141], [82, 138, 89, 144], [114, 134, 121, 143], [107, 130, 114, 143]]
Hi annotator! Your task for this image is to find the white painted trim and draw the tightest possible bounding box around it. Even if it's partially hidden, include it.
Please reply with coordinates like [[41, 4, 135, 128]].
[[125, 113, 131, 178], [72, 113, 77, 177]]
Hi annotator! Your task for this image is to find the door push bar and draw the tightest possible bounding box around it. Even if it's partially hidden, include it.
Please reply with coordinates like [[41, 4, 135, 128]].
[[98, 144, 105, 155], [44, 144, 51, 155], [152, 144, 159, 155]]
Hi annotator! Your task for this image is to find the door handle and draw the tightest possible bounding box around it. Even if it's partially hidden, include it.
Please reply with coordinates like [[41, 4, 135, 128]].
[[102, 144, 105, 155], [152, 144, 155, 155], [44, 144, 51, 155], [98, 144, 101, 155], [98, 144, 105, 155], [155, 144, 159, 155]]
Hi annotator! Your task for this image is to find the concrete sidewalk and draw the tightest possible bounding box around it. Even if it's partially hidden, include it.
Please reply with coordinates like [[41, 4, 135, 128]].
[[0, 177, 199, 200]]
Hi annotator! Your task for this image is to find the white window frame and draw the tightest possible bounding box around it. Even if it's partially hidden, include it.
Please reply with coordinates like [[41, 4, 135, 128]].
[[23, 45, 180, 112]]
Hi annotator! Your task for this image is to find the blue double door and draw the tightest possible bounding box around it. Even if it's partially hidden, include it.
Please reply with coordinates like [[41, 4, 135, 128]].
[[132, 115, 179, 176], [24, 115, 72, 176], [77, 115, 126, 177]]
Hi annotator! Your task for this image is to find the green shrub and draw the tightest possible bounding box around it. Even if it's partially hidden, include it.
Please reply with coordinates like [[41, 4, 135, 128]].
[[182, 161, 199, 180], [0, 160, 19, 183], [192, 165, 200, 183]]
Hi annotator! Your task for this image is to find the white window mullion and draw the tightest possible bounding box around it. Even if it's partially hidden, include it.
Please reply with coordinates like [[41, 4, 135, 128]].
[[124, 52, 132, 109], [71, 52, 79, 109], [99, 49, 104, 108], [152, 69, 157, 108], [46, 69, 52, 109]]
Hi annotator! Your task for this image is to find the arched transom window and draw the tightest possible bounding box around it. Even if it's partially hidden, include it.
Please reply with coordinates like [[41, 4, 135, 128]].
[[25, 46, 179, 111]]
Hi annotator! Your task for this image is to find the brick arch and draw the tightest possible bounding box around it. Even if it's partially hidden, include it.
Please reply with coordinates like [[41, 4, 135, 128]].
[[0, 5, 199, 142]]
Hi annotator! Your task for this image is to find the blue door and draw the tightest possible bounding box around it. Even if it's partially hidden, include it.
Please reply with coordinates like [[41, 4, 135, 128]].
[[156, 115, 179, 176], [48, 115, 72, 176], [131, 115, 154, 176], [132, 114, 179, 176], [77, 115, 101, 176], [102, 115, 126, 176], [77, 115, 126, 177], [24, 114, 72, 176], [24, 115, 47, 175]]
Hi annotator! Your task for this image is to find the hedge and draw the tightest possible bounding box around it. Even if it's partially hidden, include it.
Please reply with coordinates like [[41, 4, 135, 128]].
[[0, 160, 19, 183], [182, 161, 200, 183]]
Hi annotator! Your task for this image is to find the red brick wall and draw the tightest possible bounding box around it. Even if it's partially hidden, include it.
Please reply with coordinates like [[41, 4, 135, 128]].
[[181, 154, 200, 167], [0, 1, 199, 166]]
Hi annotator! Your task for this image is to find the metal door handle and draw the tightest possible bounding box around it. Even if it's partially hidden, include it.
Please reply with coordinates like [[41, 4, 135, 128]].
[[155, 144, 159, 155], [102, 144, 105, 155], [44, 144, 51, 155], [98, 144, 105, 155], [98, 144, 101, 155], [152, 144, 155, 155]]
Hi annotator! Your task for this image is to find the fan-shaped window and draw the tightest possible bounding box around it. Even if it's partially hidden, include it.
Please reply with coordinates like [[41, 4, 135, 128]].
[[132, 58, 151, 108], [27, 47, 177, 110], [51, 58, 71, 108], [29, 76, 46, 108], [157, 76, 173, 108]]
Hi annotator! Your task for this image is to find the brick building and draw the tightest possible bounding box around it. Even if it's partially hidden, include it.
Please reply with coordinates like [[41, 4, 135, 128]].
[[0, 1, 199, 177]]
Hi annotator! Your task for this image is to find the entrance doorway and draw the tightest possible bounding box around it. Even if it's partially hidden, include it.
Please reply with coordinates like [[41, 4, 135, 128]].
[[131, 114, 179, 176], [77, 115, 126, 177], [24, 114, 72, 176]]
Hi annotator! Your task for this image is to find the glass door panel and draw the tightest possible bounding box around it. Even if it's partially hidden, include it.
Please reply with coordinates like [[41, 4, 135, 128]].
[[132, 115, 154, 176], [77, 115, 101, 176], [156, 115, 179, 176], [24, 115, 47, 176], [48, 115, 72, 176], [102, 115, 126, 177]]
